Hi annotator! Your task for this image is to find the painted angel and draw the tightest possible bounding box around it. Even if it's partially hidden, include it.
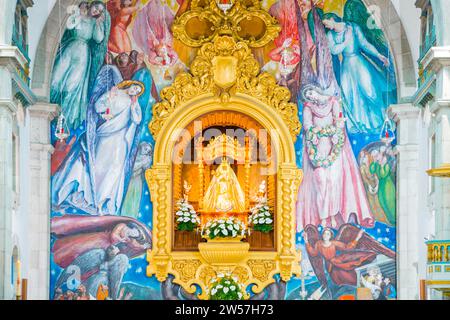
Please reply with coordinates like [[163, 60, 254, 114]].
[[322, 0, 397, 133], [52, 80, 145, 215], [50, 1, 110, 130], [295, 4, 373, 231], [51, 215, 152, 300], [303, 224, 395, 298]]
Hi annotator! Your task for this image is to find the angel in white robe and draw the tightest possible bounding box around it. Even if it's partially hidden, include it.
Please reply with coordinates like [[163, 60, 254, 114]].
[[52, 81, 145, 215]]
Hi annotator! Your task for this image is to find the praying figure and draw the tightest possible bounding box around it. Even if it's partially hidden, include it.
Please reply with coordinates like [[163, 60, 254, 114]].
[[296, 85, 373, 230], [203, 159, 246, 213], [52, 81, 145, 215]]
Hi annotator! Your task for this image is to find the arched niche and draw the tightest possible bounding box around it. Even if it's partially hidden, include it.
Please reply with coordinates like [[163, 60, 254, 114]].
[[145, 36, 303, 299]]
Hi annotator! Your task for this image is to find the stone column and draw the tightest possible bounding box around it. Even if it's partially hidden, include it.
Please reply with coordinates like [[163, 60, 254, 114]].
[[388, 104, 421, 300], [430, 101, 450, 239], [0, 100, 17, 299], [425, 46, 450, 241], [27, 103, 58, 300]]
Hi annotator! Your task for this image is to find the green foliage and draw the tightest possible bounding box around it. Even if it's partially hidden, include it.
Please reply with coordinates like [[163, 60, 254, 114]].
[[202, 217, 247, 240], [175, 199, 200, 232], [209, 275, 245, 300], [249, 202, 274, 234]]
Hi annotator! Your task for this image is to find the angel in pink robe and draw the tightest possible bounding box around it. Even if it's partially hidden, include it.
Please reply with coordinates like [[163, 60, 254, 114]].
[[132, 0, 178, 66], [296, 84, 374, 231]]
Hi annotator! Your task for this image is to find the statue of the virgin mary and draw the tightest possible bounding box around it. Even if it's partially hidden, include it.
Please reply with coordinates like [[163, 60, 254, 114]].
[[203, 159, 246, 213]]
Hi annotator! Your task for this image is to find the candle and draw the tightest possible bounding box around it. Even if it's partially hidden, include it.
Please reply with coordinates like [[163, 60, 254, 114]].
[[339, 111, 343, 118], [385, 130, 389, 138], [61, 128, 64, 134], [16, 260, 21, 297], [106, 108, 110, 115]]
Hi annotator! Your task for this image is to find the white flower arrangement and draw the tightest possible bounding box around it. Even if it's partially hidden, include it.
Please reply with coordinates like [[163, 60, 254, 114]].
[[249, 201, 274, 233], [201, 216, 247, 240], [175, 199, 200, 232], [207, 273, 245, 300]]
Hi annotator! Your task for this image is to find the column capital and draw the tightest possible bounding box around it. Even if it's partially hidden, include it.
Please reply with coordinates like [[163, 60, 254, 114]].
[[0, 99, 18, 115], [387, 103, 420, 123], [421, 46, 450, 73], [0, 45, 28, 71], [430, 99, 450, 115], [28, 103, 60, 122]]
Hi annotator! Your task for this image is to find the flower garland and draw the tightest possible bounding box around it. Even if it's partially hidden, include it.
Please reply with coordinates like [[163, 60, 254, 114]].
[[208, 273, 245, 300], [201, 217, 247, 240], [175, 199, 200, 232], [305, 124, 345, 168], [249, 202, 274, 233]]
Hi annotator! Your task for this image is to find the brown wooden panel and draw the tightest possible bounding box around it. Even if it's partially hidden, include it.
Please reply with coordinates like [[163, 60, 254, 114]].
[[247, 230, 275, 251], [173, 230, 203, 251]]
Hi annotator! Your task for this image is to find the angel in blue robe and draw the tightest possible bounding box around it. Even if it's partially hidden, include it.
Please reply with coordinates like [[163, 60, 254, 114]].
[[50, 1, 110, 130], [322, 9, 395, 134]]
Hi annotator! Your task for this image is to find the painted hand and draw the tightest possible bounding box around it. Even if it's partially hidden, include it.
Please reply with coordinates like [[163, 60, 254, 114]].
[[379, 55, 390, 67]]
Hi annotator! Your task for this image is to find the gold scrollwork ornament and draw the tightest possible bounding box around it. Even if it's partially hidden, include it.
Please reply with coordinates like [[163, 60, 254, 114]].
[[172, 0, 281, 48]]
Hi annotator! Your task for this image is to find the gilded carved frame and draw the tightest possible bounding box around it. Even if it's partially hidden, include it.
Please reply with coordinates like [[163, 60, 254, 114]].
[[145, 37, 303, 299]]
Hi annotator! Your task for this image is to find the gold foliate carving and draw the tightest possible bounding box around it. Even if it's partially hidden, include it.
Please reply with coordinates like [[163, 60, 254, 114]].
[[248, 260, 276, 282], [173, 260, 203, 282], [172, 0, 281, 48], [150, 36, 301, 140]]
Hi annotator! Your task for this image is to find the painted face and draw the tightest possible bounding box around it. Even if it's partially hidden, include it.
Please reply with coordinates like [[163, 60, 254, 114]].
[[322, 18, 336, 30], [122, 0, 133, 7], [79, 3, 89, 16], [126, 227, 140, 238], [141, 144, 152, 155], [137, 53, 145, 65], [157, 45, 169, 58], [128, 85, 142, 96], [118, 53, 130, 66], [305, 89, 320, 102], [90, 4, 104, 18], [322, 230, 332, 241]]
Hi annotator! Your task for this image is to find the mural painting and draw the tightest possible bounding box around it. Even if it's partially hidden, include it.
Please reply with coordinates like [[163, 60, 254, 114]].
[[49, 0, 397, 300]]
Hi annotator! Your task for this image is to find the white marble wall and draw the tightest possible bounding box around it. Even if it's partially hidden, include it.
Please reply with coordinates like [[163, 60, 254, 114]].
[[0, 100, 15, 299], [27, 103, 57, 300], [389, 104, 421, 300]]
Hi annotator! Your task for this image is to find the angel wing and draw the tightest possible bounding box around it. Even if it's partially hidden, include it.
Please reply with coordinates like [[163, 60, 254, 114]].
[[343, 0, 395, 85], [303, 224, 327, 288], [55, 248, 106, 290], [86, 64, 123, 206], [344, 0, 388, 58], [107, 254, 129, 300], [335, 224, 395, 259]]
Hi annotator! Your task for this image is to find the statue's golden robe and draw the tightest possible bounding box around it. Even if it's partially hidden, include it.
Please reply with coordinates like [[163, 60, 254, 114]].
[[203, 160, 246, 212]]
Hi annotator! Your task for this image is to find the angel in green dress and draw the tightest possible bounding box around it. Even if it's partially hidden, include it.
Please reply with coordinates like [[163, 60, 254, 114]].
[[50, 1, 111, 130]]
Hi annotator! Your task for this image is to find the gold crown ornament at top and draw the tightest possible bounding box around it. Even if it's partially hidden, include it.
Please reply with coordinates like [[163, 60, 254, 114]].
[[172, 0, 281, 48]]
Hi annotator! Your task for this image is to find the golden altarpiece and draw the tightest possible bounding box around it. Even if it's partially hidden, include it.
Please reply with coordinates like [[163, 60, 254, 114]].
[[145, 0, 303, 299]]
